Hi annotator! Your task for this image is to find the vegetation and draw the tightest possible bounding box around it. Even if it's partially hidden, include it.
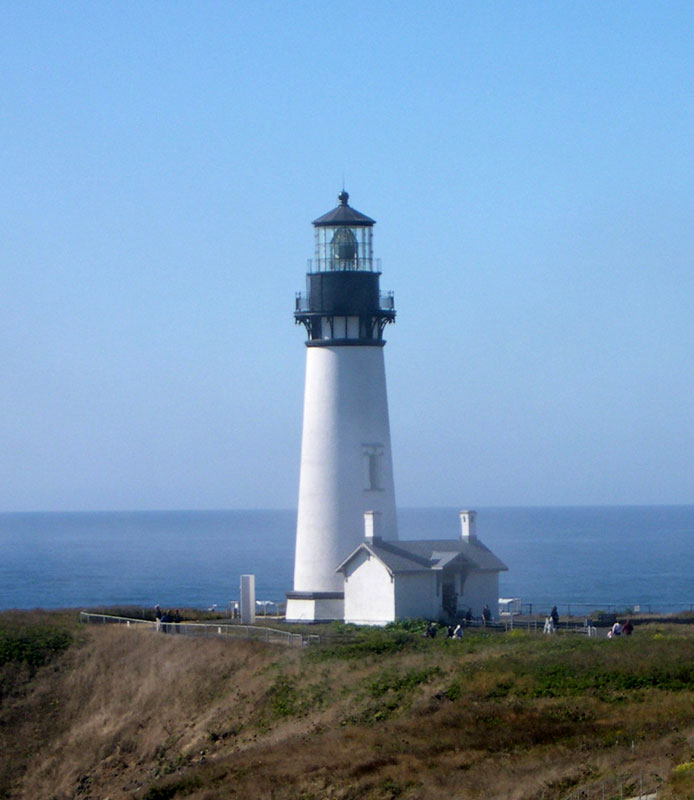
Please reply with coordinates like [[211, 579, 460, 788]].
[[2, 611, 694, 798], [0, 612, 75, 671]]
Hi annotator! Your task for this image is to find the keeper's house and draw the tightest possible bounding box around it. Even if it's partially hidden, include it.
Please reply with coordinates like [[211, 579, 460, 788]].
[[336, 510, 507, 626]]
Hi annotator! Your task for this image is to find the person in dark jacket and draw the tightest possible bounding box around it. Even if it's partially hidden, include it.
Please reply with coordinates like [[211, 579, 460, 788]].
[[160, 610, 172, 633]]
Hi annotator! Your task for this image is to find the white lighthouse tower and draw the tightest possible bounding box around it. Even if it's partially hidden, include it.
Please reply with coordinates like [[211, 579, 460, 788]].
[[285, 191, 398, 622]]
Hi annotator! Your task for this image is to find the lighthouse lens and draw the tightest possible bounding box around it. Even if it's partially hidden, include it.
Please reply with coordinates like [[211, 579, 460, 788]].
[[330, 227, 357, 268]]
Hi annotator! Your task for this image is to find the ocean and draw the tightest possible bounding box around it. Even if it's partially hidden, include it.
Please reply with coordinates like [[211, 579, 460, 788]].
[[1, 506, 692, 616]]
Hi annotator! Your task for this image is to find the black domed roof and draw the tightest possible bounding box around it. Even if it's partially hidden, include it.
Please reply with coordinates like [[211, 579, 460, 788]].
[[312, 191, 376, 227]]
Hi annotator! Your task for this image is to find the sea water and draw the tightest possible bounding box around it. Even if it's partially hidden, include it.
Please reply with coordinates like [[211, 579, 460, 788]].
[[0, 506, 692, 615]]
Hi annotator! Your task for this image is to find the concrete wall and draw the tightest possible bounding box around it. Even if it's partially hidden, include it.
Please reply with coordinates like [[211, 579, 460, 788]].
[[285, 596, 345, 623], [459, 571, 500, 619], [293, 345, 398, 594], [394, 572, 439, 621], [343, 549, 394, 625]]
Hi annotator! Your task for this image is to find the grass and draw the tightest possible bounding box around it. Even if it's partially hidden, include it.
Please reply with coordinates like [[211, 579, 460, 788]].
[[2, 612, 694, 799]]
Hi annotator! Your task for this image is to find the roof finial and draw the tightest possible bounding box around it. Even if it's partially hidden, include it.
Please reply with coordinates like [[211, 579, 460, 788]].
[[338, 189, 349, 206]]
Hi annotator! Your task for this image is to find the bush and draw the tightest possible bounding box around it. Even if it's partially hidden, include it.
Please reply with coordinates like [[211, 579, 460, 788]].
[[0, 624, 73, 669], [385, 618, 429, 634], [308, 628, 423, 661], [367, 667, 442, 699], [667, 760, 694, 798]]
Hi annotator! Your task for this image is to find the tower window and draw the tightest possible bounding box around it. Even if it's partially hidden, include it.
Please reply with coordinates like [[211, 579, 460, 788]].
[[363, 445, 384, 490]]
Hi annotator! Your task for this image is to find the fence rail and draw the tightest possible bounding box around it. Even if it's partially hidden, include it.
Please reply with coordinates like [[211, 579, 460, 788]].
[[501, 617, 598, 635], [513, 601, 694, 618], [79, 612, 304, 647]]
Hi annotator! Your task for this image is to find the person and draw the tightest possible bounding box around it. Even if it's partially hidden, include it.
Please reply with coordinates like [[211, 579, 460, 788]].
[[160, 610, 172, 634], [447, 625, 455, 638], [550, 606, 559, 628], [622, 619, 633, 636], [482, 604, 491, 624], [607, 621, 622, 639], [453, 623, 463, 638], [465, 608, 473, 624], [543, 615, 555, 634]]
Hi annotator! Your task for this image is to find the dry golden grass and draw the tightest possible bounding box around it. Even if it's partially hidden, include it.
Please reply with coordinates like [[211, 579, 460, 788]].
[[2, 614, 694, 799]]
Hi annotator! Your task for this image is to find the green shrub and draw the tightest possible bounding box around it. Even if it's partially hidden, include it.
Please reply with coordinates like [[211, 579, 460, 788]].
[[444, 680, 462, 701], [265, 673, 330, 719], [367, 666, 442, 698], [0, 626, 72, 669], [268, 675, 301, 717], [385, 618, 429, 634], [308, 629, 423, 661], [668, 760, 694, 798]]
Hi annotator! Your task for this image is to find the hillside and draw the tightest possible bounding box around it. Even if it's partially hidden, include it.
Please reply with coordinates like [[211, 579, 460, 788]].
[[2, 612, 694, 799]]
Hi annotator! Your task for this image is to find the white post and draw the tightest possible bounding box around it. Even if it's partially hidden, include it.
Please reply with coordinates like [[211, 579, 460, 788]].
[[240, 574, 256, 625]]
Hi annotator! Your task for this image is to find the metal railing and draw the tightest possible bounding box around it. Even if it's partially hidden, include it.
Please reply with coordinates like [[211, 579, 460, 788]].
[[500, 617, 598, 636], [79, 612, 303, 647], [307, 257, 381, 273], [295, 290, 395, 313], [512, 602, 694, 618]]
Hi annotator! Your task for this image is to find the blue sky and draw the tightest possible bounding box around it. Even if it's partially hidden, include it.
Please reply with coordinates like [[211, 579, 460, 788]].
[[2, 2, 693, 511]]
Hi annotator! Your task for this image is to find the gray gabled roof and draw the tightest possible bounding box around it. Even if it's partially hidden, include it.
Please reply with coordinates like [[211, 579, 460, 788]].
[[395, 539, 508, 573], [313, 191, 375, 227], [336, 537, 507, 576]]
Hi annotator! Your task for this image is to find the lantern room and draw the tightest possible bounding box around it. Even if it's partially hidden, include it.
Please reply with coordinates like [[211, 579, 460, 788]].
[[310, 190, 377, 273], [295, 191, 395, 344]]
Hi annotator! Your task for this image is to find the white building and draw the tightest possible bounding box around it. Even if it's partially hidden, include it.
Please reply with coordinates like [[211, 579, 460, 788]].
[[337, 510, 507, 625], [285, 193, 507, 625]]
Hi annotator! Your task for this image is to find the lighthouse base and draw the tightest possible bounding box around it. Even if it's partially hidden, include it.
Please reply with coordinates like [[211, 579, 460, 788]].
[[285, 591, 344, 623]]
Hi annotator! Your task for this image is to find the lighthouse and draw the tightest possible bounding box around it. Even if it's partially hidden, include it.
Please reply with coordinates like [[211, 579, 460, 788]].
[[285, 191, 398, 623]]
